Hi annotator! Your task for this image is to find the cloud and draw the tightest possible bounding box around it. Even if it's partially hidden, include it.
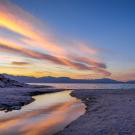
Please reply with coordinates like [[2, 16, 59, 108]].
[[72, 41, 98, 55], [11, 61, 30, 66], [0, 42, 92, 70], [0, 0, 65, 56], [0, 41, 111, 75], [71, 56, 106, 69], [0, 0, 111, 77]]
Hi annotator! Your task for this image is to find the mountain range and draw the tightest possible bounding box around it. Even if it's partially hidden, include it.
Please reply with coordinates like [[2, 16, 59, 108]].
[[2, 74, 135, 83]]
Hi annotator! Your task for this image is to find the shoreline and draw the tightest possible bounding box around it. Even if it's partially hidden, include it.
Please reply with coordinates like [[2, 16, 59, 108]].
[[0, 86, 60, 112], [1, 87, 135, 135], [56, 89, 135, 135]]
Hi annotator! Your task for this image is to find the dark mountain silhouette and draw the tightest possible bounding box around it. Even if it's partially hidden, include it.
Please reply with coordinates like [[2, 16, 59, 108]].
[[0, 74, 28, 87], [126, 80, 135, 84], [2, 74, 125, 83]]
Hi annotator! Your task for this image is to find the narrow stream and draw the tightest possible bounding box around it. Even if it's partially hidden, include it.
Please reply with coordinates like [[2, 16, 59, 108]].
[[0, 90, 86, 135]]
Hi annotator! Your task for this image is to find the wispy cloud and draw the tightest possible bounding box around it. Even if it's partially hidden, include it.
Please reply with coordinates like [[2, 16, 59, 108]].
[[0, 41, 110, 76], [0, 0, 111, 77], [11, 61, 30, 66], [0, 0, 65, 56], [71, 56, 106, 69]]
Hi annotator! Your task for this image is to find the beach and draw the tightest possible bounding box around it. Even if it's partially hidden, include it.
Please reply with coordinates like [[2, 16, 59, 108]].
[[56, 89, 135, 135], [0, 87, 135, 135], [0, 0, 135, 134]]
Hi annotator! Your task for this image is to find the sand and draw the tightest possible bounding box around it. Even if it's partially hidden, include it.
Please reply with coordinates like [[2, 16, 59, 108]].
[[56, 89, 135, 135]]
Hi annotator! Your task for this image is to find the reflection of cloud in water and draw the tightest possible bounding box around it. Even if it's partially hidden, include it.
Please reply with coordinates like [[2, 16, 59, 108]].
[[0, 91, 86, 135]]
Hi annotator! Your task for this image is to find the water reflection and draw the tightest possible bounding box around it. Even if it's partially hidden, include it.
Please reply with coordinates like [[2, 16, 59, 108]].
[[0, 91, 86, 135]]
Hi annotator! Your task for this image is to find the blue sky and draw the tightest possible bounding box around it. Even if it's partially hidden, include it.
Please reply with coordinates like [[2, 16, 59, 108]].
[[13, 0, 135, 63]]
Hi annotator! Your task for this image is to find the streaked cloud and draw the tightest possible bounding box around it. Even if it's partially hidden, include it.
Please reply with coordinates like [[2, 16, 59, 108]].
[[0, 41, 110, 76], [11, 61, 30, 66], [0, 0, 111, 78], [0, 0, 65, 56], [71, 56, 106, 69]]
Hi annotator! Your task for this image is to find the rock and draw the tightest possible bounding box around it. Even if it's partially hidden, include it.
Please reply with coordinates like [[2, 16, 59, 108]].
[[0, 74, 28, 88]]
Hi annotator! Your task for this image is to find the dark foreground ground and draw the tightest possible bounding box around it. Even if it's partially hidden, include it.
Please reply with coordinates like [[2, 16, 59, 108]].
[[0, 86, 60, 111], [56, 89, 135, 135]]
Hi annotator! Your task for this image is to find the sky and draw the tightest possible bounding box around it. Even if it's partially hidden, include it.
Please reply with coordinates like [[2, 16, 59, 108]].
[[0, 0, 135, 81]]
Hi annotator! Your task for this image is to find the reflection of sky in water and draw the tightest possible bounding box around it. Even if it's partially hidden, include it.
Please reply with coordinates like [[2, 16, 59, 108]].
[[0, 91, 86, 135]]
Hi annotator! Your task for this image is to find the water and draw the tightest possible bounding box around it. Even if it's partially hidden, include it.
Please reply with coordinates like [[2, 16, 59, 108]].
[[1, 83, 134, 135], [31, 83, 135, 90], [0, 91, 86, 135]]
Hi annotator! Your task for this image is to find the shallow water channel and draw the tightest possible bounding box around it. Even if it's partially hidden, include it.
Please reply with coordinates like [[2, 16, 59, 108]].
[[0, 90, 86, 135]]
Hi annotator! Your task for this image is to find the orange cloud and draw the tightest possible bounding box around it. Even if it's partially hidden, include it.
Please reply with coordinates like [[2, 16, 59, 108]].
[[0, 41, 110, 76], [0, 1, 65, 56], [0, 0, 111, 77], [11, 61, 30, 66]]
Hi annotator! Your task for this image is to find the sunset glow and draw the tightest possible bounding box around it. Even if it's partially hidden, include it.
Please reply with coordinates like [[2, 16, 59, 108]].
[[0, 0, 135, 80]]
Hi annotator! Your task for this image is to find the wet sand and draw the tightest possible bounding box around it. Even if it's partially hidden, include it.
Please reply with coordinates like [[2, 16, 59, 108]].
[[56, 89, 135, 135]]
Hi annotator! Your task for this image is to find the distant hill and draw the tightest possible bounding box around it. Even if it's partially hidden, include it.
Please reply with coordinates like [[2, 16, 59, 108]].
[[126, 80, 135, 84], [2, 74, 125, 83]]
